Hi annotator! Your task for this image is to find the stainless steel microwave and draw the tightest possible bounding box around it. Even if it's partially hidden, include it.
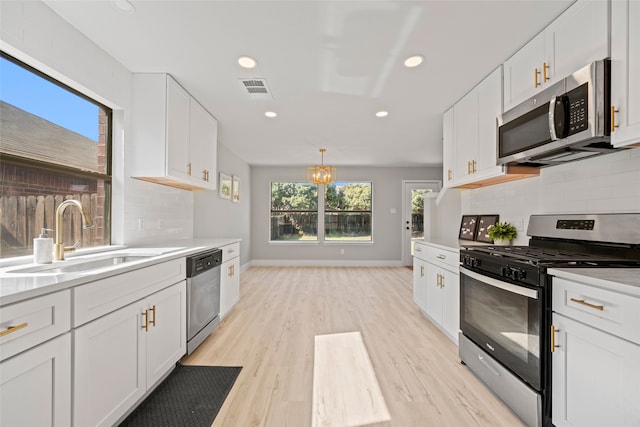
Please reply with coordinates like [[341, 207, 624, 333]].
[[497, 59, 617, 166]]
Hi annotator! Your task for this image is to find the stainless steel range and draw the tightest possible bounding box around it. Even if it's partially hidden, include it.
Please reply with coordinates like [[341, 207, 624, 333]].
[[458, 213, 640, 427]]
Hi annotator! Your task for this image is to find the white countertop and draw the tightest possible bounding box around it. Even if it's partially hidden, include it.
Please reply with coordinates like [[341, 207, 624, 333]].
[[0, 238, 240, 306], [415, 237, 491, 252], [548, 268, 640, 297]]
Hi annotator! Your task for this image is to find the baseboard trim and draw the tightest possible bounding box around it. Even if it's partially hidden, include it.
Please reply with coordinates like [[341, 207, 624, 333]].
[[249, 259, 405, 267]]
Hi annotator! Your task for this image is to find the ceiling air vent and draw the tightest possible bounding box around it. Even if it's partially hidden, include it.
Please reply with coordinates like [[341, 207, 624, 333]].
[[238, 78, 273, 100]]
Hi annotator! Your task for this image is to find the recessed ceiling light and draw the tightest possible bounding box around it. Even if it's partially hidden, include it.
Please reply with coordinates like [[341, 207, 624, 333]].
[[265, 111, 277, 118], [376, 111, 389, 118], [112, 0, 135, 13], [404, 55, 424, 68], [238, 56, 257, 69]]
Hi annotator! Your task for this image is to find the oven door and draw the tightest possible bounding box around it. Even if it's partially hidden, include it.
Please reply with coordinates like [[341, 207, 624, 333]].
[[460, 267, 542, 391]]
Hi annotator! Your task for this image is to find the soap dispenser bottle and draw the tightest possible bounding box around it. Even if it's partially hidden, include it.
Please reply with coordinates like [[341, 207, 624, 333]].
[[34, 228, 54, 264]]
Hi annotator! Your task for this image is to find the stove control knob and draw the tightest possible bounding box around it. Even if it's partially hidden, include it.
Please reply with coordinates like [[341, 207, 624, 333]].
[[500, 267, 510, 278], [509, 267, 526, 281], [463, 256, 481, 268]]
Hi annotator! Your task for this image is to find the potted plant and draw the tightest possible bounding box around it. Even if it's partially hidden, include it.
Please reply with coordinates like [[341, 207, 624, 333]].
[[488, 221, 517, 245]]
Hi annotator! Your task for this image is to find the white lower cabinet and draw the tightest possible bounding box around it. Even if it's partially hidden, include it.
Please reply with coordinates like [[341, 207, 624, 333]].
[[413, 242, 460, 344], [551, 313, 640, 427], [425, 263, 459, 344], [412, 255, 428, 312], [0, 333, 71, 427], [73, 281, 186, 427], [220, 242, 240, 319], [551, 275, 640, 427]]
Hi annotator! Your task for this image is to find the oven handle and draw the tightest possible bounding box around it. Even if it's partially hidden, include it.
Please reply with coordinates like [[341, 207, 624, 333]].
[[460, 267, 538, 299]]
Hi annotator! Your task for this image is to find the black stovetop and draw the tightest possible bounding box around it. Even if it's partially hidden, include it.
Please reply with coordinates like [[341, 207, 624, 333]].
[[461, 244, 639, 266]]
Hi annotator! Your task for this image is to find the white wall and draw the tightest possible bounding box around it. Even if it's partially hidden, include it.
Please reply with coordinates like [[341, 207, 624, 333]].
[[460, 148, 640, 245], [194, 143, 251, 265], [250, 166, 441, 265], [0, 0, 195, 246]]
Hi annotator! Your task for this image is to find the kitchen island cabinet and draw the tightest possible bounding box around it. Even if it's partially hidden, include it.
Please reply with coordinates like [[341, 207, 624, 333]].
[[549, 269, 640, 427]]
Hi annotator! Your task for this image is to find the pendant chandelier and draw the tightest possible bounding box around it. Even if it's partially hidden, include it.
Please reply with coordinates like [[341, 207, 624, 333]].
[[307, 148, 336, 185]]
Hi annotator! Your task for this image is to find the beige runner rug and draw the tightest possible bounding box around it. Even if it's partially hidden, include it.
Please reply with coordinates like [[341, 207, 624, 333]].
[[312, 331, 391, 427]]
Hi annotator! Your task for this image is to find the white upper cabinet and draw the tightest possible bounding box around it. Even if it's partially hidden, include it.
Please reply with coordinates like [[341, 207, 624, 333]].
[[504, 0, 609, 111], [454, 87, 479, 180], [611, 0, 640, 148], [132, 73, 218, 191], [446, 67, 535, 188], [165, 77, 191, 182], [442, 107, 455, 187], [503, 31, 547, 111], [189, 98, 218, 188]]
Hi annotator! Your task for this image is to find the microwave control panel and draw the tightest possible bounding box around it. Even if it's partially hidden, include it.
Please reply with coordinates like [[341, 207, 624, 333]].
[[566, 83, 589, 135]]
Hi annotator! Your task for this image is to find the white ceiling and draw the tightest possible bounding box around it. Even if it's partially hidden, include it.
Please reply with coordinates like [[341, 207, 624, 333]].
[[43, 0, 573, 167]]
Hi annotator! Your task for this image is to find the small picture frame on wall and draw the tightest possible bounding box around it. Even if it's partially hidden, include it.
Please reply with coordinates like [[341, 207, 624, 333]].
[[232, 175, 240, 203], [459, 215, 478, 241], [219, 173, 232, 200], [476, 215, 500, 243]]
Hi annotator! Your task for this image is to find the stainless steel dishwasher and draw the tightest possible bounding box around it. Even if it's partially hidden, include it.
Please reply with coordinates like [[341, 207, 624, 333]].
[[186, 249, 222, 354]]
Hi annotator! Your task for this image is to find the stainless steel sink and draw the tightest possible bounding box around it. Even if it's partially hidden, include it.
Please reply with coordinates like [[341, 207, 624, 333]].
[[6, 253, 162, 274]]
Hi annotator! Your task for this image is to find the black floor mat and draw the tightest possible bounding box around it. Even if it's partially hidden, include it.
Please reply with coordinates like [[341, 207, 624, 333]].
[[119, 364, 242, 427]]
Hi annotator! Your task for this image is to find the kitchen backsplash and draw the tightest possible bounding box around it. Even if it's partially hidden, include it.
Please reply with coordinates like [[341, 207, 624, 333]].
[[461, 148, 640, 245], [123, 177, 194, 245]]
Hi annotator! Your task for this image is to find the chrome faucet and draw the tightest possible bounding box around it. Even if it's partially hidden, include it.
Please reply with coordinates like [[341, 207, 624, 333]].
[[54, 199, 94, 261]]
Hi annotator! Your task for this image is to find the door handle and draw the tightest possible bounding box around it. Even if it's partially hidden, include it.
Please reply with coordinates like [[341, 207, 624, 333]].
[[150, 305, 157, 327], [550, 325, 560, 352], [141, 309, 149, 332]]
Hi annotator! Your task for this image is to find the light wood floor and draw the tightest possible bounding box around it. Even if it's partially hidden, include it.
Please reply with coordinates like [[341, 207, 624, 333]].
[[182, 267, 523, 427]]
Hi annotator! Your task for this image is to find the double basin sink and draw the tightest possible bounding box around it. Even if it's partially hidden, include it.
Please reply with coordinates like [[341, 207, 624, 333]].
[[2, 248, 186, 276]]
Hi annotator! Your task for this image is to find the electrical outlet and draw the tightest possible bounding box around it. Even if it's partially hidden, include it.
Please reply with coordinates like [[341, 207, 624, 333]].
[[340, 248, 345, 255], [137, 217, 144, 230]]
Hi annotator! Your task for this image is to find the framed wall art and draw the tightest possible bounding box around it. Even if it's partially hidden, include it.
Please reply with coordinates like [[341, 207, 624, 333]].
[[459, 215, 478, 241], [476, 215, 500, 243], [219, 173, 232, 200], [232, 175, 240, 203]]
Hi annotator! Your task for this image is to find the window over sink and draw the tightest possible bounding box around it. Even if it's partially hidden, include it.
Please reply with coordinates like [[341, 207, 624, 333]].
[[0, 52, 112, 259]]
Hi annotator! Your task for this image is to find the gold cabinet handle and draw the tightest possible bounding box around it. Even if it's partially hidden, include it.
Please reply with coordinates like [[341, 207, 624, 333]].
[[436, 254, 446, 260], [0, 322, 28, 337], [447, 169, 452, 181], [534, 67, 541, 88], [142, 309, 149, 332], [543, 62, 550, 82], [472, 159, 477, 174], [420, 265, 424, 277], [187, 162, 192, 176], [551, 325, 560, 352], [229, 264, 234, 277], [467, 161, 472, 175], [150, 305, 157, 327], [441, 274, 445, 288], [570, 298, 604, 311], [611, 106, 619, 132], [202, 170, 207, 181]]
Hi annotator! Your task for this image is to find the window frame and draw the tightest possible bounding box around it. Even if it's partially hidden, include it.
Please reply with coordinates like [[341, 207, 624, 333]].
[[268, 180, 374, 245], [0, 51, 113, 258], [269, 181, 319, 243], [323, 181, 373, 243]]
